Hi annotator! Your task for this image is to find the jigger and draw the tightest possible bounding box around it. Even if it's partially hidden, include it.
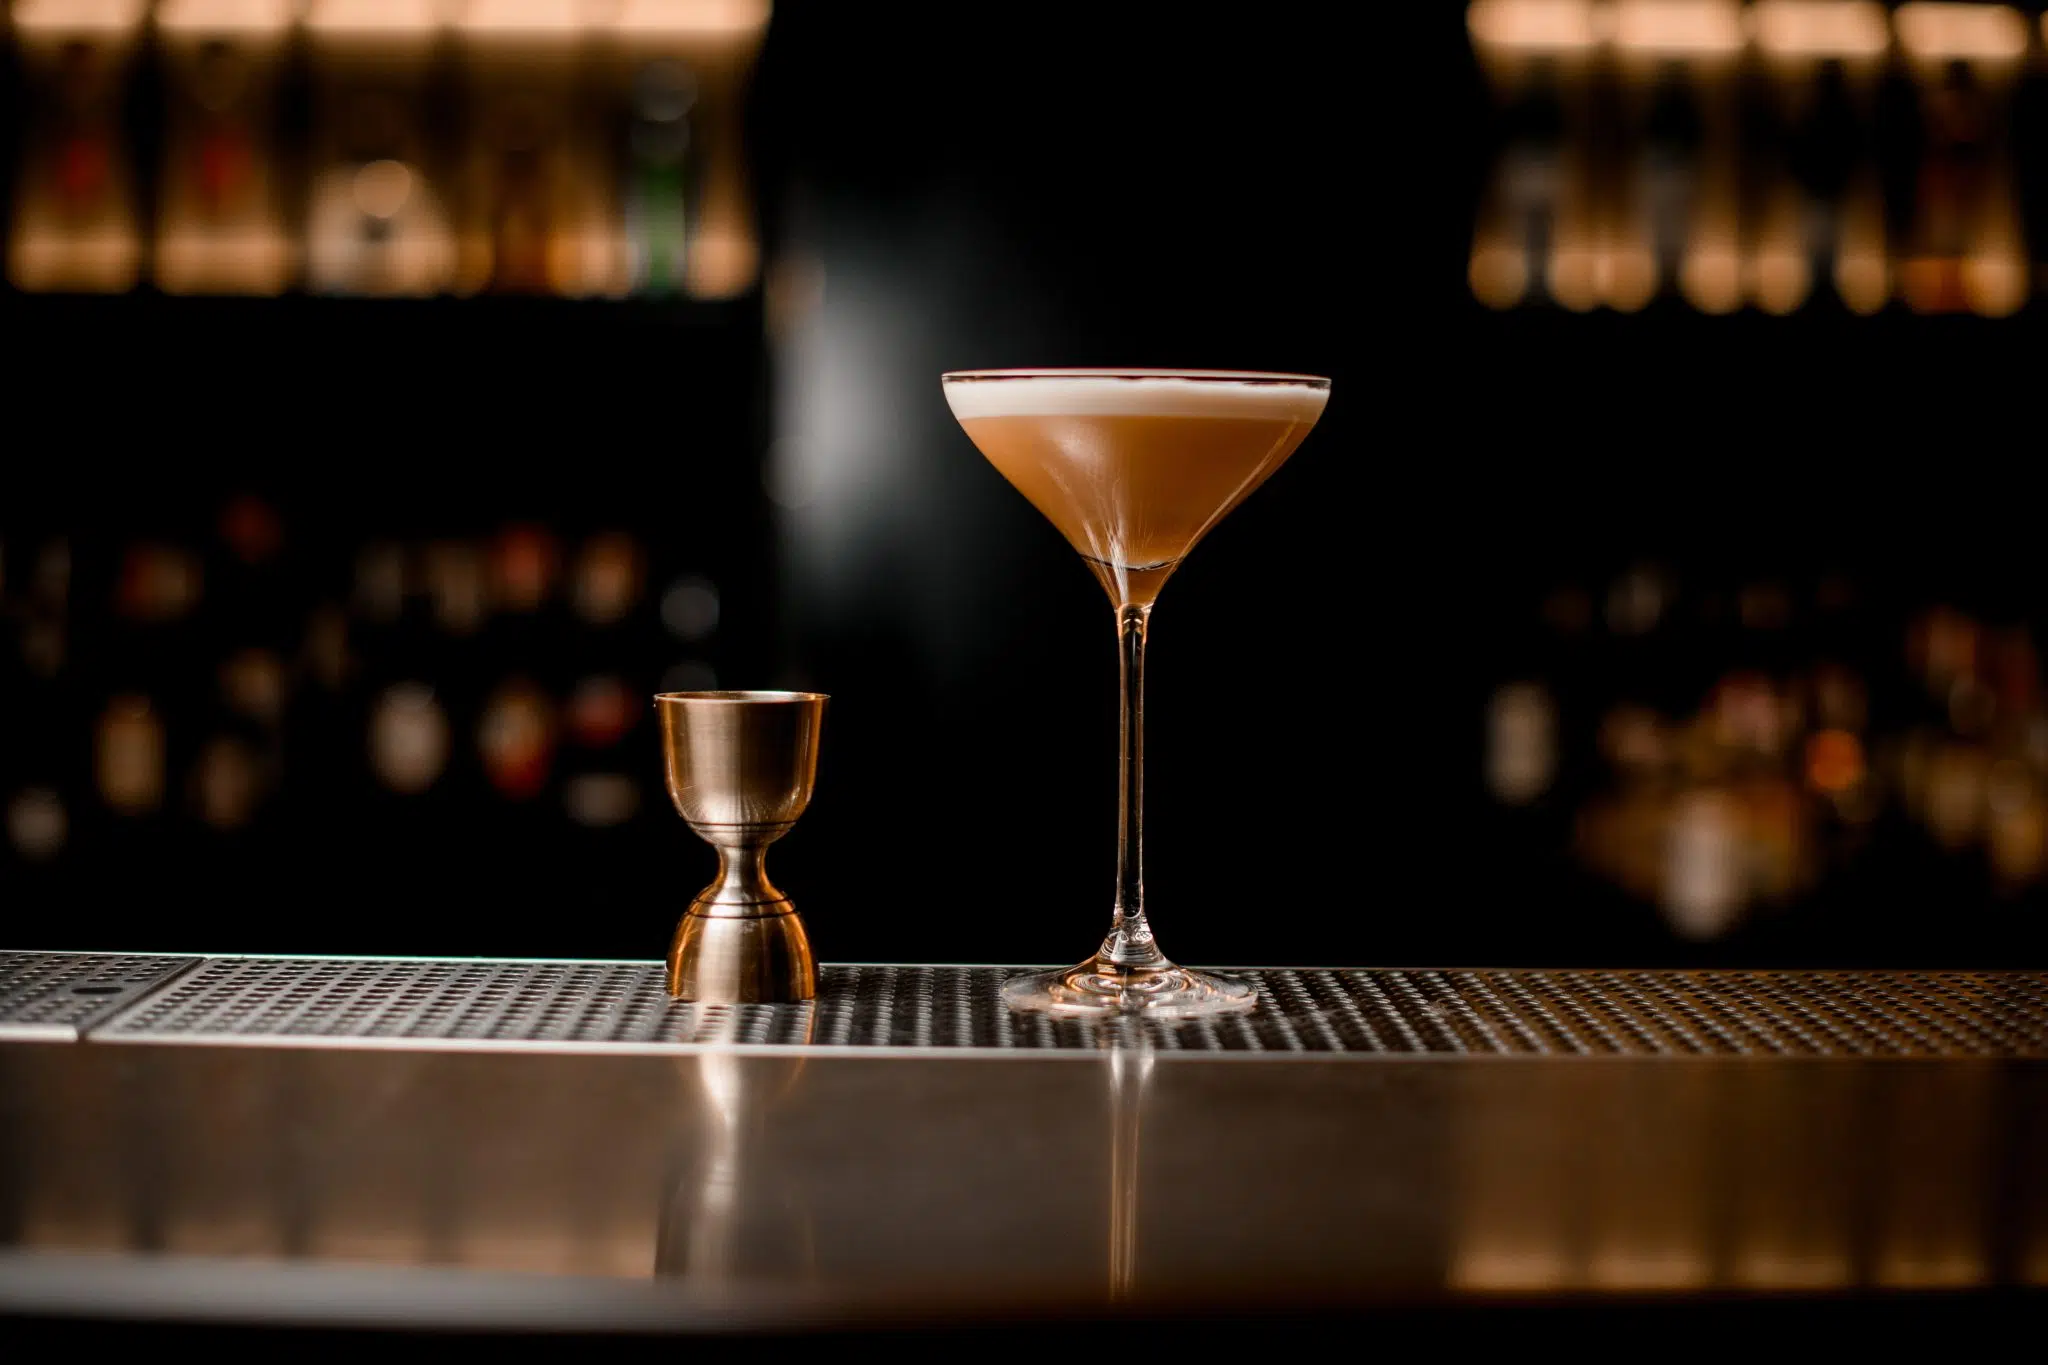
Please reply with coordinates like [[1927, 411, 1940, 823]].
[[657, 691, 828, 1002]]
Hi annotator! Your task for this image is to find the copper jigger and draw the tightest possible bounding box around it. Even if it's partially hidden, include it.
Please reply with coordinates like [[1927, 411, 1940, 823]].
[[657, 690, 827, 1002]]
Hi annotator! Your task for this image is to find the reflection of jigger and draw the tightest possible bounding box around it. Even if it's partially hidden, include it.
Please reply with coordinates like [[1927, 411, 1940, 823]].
[[1106, 1021, 1155, 1300], [654, 1032, 814, 1284], [657, 691, 827, 1002]]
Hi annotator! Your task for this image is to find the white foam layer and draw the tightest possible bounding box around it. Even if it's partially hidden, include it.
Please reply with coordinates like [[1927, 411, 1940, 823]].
[[943, 371, 1329, 422]]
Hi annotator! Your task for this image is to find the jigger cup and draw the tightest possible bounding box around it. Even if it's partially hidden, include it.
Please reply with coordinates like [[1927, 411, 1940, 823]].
[[657, 691, 828, 1002]]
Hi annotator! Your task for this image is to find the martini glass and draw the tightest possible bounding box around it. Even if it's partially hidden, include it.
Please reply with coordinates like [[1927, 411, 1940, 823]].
[[943, 368, 1330, 1016]]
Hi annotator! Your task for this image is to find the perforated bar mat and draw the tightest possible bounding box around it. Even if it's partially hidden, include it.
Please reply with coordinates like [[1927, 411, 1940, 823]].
[[47, 956, 2048, 1056], [0, 953, 199, 1041]]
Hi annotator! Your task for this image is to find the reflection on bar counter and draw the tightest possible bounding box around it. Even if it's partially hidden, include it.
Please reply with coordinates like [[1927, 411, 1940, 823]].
[[3, 0, 770, 297], [1467, 0, 2046, 315]]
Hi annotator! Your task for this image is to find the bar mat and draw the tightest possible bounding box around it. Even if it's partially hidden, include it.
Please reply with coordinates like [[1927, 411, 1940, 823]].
[[42, 955, 2044, 1057]]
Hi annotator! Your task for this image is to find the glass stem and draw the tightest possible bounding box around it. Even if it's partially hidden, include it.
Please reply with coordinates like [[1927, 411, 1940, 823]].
[[1101, 602, 1164, 970]]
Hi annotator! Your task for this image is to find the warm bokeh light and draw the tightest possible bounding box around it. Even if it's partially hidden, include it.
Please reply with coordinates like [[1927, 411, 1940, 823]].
[[9, 0, 147, 33], [1894, 3, 2028, 64], [301, 0, 444, 34], [456, 0, 585, 36], [1467, 0, 1602, 52], [154, 0, 293, 34], [155, 230, 294, 296], [1748, 243, 1811, 316], [351, 160, 415, 221], [372, 684, 451, 794], [1611, 0, 1743, 57], [9, 229, 143, 295], [1679, 240, 1742, 315], [613, 0, 771, 40], [1546, 240, 1603, 313], [6, 789, 68, 861], [479, 679, 557, 800], [1964, 252, 2028, 319], [1747, 0, 1889, 60], [1600, 242, 1657, 313], [1835, 250, 1888, 315], [1487, 683, 1557, 805], [1805, 730, 1864, 795], [97, 697, 165, 815], [1468, 241, 1529, 310], [686, 227, 762, 301]]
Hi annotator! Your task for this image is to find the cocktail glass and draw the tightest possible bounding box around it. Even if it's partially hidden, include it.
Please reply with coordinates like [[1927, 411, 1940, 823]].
[[943, 369, 1330, 1016]]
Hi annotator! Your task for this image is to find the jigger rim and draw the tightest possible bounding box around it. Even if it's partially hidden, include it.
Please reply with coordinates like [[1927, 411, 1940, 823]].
[[654, 690, 830, 705]]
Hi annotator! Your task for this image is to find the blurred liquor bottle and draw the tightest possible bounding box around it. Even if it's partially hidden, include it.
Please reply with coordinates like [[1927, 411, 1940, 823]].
[[1896, 3, 2028, 316], [1623, 59, 1703, 311], [455, 0, 620, 296], [7, 0, 146, 293], [1466, 0, 1590, 309], [617, 57, 696, 294], [1, 538, 79, 871], [353, 535, 470, 817], [153, 0, 294, 294], [304, 0, 457, 296], [1610, 0, 1744, 315], [473, 523, 570, 812], [557, 532, 650, 832], [87, 525, 219, 873], [1750, 0, 1891, 314], [607, 0, 769, 299], [282, 542, 357, 823], [195, 495, 294, 836], [1486, 619, 1563, 823]]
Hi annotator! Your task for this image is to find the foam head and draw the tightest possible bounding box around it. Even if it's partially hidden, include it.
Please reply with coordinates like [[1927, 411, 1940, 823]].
[[942, 369, 1330, 422]]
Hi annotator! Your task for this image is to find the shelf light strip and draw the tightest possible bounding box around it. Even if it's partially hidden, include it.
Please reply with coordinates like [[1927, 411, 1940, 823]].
[[1469, 1, 2036, 62], [7, 0, 771, 39]]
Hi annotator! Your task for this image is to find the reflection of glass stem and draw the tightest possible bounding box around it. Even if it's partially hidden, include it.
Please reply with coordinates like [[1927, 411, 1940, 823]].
[[1107, 1027, 1155, 1300]]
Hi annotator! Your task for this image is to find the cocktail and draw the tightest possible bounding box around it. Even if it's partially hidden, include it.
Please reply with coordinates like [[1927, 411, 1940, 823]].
[[943, 369, 1330, 1016]]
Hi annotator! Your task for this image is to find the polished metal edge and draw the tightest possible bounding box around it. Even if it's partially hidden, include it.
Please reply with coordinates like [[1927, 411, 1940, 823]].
[[19, 949, 2040, 977], [0, 1249, 872, 1333]]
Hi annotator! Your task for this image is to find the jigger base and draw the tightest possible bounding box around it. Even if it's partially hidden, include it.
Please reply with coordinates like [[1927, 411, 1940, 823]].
[[1000, 960, 1257, 1018], [667, 907, 817, 1003]]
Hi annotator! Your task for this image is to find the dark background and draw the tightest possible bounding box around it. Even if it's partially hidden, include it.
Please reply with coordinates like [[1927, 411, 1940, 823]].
[[4, 2, 2046, 969]]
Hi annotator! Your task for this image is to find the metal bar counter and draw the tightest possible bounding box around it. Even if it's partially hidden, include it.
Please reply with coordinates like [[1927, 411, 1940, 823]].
[[2, 952, 2045, 1339]]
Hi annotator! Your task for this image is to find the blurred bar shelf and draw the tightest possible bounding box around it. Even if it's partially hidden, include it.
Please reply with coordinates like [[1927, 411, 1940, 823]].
[[0, 287, 764, 328], [1466, 0, 2048, 317], [2, 0, 772, 299]]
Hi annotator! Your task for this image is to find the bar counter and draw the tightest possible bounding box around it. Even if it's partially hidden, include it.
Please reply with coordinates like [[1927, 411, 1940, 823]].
[[2, 953, 2045, 1340]]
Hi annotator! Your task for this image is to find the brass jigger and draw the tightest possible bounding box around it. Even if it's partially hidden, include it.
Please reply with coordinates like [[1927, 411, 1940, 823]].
[[657, 690, 828, 1001]]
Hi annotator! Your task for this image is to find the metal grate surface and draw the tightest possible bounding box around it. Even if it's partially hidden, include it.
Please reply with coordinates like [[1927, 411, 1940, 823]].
[[0, 953, 198, 1041], [74, 957, 2048, 1056]]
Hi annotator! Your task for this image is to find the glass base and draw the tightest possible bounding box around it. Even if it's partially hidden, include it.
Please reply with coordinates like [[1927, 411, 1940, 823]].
[[1000, 960, 1258, 1018]]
